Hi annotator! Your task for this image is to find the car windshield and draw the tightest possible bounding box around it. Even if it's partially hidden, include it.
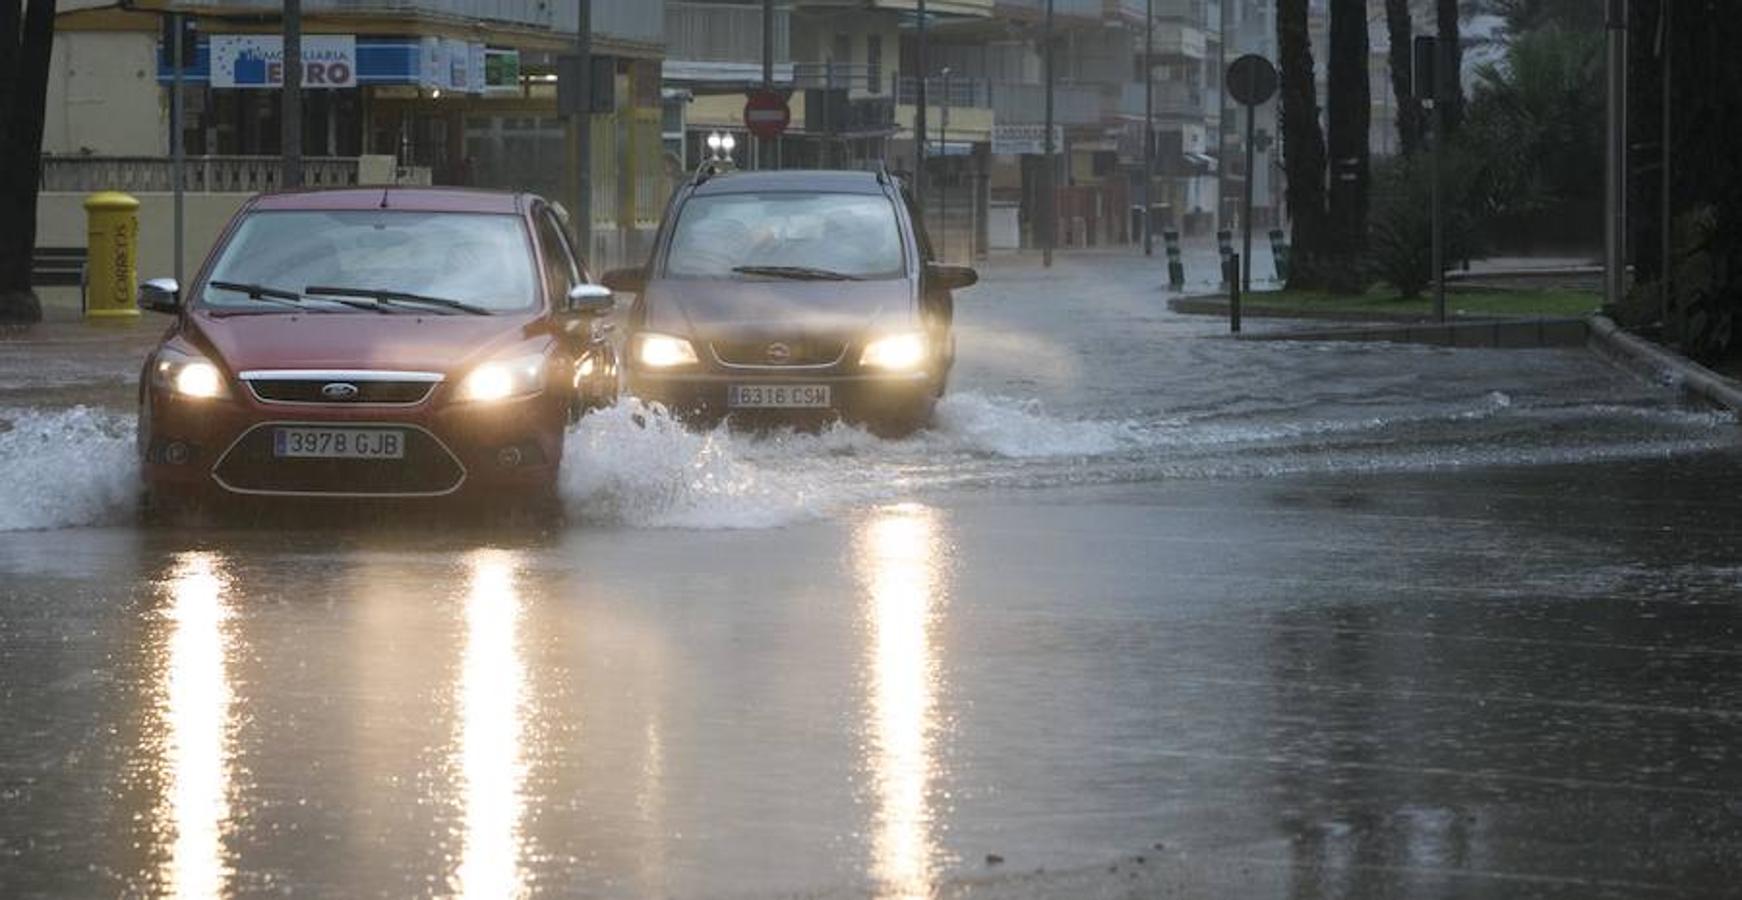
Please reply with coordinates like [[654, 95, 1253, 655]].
[[200, 210, 538, 313], [664, 192, 905, 280]]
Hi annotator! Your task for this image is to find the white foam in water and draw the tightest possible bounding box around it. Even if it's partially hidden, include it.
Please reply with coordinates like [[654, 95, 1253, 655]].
[[0, 407, 138, 532]]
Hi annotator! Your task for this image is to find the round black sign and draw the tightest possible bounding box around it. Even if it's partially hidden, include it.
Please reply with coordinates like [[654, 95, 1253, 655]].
[[1227, 54, 1279, 107]]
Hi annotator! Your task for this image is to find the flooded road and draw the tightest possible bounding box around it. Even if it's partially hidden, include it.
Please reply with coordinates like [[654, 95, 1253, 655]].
[[4, 254, 1741, 896]]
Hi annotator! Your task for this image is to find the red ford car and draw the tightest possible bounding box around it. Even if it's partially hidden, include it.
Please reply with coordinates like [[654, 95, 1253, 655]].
[[135, 187, 618, 518]]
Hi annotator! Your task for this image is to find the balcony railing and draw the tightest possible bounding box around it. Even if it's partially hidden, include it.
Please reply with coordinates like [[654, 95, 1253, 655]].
[[39, 156, 430, 193], [895, 76, 991, 108], [666, 2, 789, 64]]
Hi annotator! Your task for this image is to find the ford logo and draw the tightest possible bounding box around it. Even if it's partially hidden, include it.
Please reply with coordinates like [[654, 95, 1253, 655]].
[[321, 382, 361, 401], [766, 342, 792, 364]]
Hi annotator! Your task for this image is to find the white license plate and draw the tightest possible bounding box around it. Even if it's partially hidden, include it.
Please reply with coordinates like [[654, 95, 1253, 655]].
[[273, 427, 405, 459], [728, 384, 832, 409]]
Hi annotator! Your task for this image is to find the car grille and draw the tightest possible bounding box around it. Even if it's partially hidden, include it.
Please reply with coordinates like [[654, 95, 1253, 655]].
[[710, 338, 847, 368], [240, 372, 441, 405], [213, 425, 465, 497]]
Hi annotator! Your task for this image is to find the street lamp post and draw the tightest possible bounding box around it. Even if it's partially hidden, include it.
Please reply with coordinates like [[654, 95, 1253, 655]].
[[1042, 0, 1054, 268], [915, 0, 928, 203], [1143, 0, 1153, 256], [281, 0, 303, 188]]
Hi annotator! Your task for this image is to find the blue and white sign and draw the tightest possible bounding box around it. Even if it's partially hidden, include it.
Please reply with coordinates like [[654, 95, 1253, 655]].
[[211, 35, 357, 89]]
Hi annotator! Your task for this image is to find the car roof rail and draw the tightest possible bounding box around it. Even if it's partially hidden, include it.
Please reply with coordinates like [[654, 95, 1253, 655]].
[[692, 157, 738, 186]]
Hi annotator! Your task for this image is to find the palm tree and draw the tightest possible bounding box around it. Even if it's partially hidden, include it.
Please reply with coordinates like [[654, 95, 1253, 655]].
[[0, 0, 57, 324], [1276, 0, 1328, 289], [1325, 0, 1370, 292], [1384, 0, 1422, 155]]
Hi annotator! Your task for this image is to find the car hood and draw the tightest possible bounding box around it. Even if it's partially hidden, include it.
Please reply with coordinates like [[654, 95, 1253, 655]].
[[189, 311, 541, 374], [641, 277, 913, 338]]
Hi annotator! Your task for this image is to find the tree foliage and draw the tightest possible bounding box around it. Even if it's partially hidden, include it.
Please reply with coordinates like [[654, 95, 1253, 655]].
[[1367, 151, 1481, 298], [1463, 26, 1604, 235]]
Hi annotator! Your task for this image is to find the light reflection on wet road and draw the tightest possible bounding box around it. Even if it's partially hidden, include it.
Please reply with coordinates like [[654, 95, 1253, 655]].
[[2, 254, 1741, 897]]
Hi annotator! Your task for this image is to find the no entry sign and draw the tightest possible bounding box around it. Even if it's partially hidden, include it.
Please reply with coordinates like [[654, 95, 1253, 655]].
[[744, 90, 791, 140]]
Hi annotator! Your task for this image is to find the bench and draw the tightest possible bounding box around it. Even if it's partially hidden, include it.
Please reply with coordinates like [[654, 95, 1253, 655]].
[[33, 246, 88, 288]]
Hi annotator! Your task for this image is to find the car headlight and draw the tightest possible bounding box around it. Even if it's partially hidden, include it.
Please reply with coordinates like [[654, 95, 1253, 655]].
[[459, 353, 547, 402], [152, 349, 229, 399], [859, 333, 928, 371], [635, 333, 699, 369]]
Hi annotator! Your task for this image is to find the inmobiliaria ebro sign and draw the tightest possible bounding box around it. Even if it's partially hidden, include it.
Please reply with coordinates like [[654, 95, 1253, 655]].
[[211, 35, 357, 89]]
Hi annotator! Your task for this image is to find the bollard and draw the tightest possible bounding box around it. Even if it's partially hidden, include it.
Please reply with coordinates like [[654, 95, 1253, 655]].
[[1163, 229, 1185, 291], [1269, 228, 1290, 284], [1226, 252, 1242, 333], [84, 192, 141, 319], [1216, 229, 1234, 286]]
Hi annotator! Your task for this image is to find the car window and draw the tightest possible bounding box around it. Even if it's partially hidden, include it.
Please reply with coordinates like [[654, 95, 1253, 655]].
[[533, 209, 579, 298], [201, 210, 538, 312], [663, 192, 906, 280]]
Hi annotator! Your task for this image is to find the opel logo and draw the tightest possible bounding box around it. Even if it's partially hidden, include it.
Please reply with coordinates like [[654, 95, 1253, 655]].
[[321, 382, 361, 401], [766, 342, 792, 364]]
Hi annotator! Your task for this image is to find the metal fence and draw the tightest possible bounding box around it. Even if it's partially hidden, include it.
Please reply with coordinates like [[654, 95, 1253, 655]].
[[39, 156, 371, 193], [896, 76, 991, 108]]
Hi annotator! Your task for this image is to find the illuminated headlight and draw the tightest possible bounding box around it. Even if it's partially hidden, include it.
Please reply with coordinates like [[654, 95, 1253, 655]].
[[152, 350, 229, 399], [635, 333, 699, 369], [459, 354, 547, 402], [859, 333, 928, 371]]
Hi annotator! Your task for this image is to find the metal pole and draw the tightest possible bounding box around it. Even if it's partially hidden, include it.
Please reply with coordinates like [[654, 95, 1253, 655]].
[[1143, 0, 1153, 255], [1431, 96, 1444, 322], [763, 0, 774, 171], [1241, 101, 1255, 295], [171, 13, 185, 286], [1042, 0, 1054, 268], [916, 0, 928, 201], [281, 0, 302, 189], [1660, 0, 1674, 341], [1228, 252, 1241, 332], [1605, 0, 1628, 312], [1216, 0, 1229, 232], [576, 0, 593, 257], [941, 67, 950, 261]]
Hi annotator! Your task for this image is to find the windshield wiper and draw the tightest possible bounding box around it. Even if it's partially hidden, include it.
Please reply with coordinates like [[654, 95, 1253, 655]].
[[305, 286, 492, 316], [730, 265, 863, 281], [207, 280, 385, 314]]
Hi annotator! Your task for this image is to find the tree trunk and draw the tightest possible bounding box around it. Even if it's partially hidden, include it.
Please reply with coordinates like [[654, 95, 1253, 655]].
[[1437, 0, 1465, 136], [1384, 0, 1421, 155], [0, 0, 54, 323], [1277, 0, 1329, 290], [1326, 0, 1371, 294]]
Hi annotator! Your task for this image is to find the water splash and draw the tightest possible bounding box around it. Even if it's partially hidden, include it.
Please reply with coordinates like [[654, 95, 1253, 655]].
[[0, 406, 138, 532]]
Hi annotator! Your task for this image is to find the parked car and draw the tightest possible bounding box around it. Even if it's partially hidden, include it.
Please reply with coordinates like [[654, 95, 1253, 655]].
[[135, 187, 618, 517], [604, 167, 977, 436]]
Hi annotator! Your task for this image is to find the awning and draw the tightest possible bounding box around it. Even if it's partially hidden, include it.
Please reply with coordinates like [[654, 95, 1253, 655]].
[[922, 140, 976, 157], [1184, 151, 1218, 172]]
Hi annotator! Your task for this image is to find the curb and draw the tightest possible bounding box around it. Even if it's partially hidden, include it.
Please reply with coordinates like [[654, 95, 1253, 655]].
[[1587, 315, 1742, 416]]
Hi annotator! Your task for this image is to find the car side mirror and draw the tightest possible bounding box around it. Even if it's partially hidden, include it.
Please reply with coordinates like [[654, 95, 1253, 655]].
[[925, 263, 978, 291], [600, 267, 646, 294], [565, 283, 614, 317], [139, 278, 181, 313]]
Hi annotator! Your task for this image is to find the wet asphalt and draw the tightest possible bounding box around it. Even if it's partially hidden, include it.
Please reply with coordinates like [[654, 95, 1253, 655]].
[[3, 252, 1742, 898]]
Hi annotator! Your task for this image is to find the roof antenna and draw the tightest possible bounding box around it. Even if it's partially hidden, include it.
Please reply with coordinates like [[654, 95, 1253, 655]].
[[378, 187, 390, 209]]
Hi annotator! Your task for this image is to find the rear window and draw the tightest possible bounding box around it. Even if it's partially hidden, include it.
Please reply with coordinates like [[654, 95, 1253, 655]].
[[201, 210, 538, 312], [664, 192, 906, 280]]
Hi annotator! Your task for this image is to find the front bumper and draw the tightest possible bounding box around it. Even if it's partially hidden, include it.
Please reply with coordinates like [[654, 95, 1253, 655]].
[[141, 388, 567, 501], [627, 369, 936, 427]]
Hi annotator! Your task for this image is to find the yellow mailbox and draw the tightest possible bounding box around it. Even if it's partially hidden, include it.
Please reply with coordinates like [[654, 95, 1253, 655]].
[[83, 191, 141, 319]]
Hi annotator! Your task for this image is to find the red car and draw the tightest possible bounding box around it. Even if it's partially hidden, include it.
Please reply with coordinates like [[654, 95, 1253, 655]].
[[135, 187, 618, 517]]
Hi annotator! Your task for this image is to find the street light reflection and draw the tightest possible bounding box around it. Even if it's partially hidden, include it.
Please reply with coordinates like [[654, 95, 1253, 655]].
[[454, 549, 531, 900], [151, 551, 236, 899], [856, 503, 949, 900]]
